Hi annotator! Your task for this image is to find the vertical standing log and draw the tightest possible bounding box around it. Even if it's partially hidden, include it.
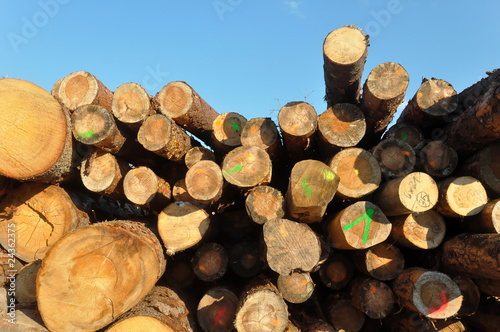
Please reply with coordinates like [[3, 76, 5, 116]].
[[0, 183, 89, 263], [192, 242, 228, 282], [277, 272, 315, 304], [383, 123, 425, 151], [197, 287, 238, 332], [155, 81, 219, 145], [222, 146, 272, 190], [0, 78, 74, 183], [123, 166, 171, 209], [418, 141, 458, 178], [350, 242, 405, 281], [245, 185, 285, 225], [350, 277, 396, 319], [372, 138, 416, 180], [185, 160, 224, 205], [36, 221, 166, 332], [389, 210, 446, 250], [323, 26, 369, 106], [278, 101, 318, 162], [55, 70, 113, 112], [361, 62, 409, 140], [372, 172, 439, 216], [285, 159, 339, 223], [436, 176, 488, 217], [460, 140, 500, 196], [111, 82, 155, 129], [211, 112, 247, 155], [241, 117, 283, 160], [184, 146, 216, 169]]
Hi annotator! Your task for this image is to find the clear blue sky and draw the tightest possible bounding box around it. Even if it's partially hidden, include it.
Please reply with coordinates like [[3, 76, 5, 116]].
[[2, 0, 499, 126]]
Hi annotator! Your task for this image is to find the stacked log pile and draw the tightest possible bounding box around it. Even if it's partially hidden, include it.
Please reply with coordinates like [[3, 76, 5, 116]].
[[0, 25, 499, 331]]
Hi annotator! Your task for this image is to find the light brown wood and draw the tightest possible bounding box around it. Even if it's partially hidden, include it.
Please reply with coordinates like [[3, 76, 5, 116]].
[[263, 218, 322, 275], [0, 307, 49, 331], [211, 112, 247, 154], [111, 82, 154, 127], [328, 148, 381, 199], [277, 272, 314, 304], [392, 268, 463, 319], [123, 166, 171, 208], [14, 260, 41, 304], [171, 179, 206, 208], [351, 242, 405, 281], [285, 159, 339, 223], [197, 287, 238, 332], [157, 201, 210, 255], [318, 253, 355, 290], [155, 81, 219, 145], [436, 176, 488, 217], [460, 140, 500, 196], [241, 117, 283, 160], [323, 26, 369, 106], [184, 146, 216, 169], [185, 160, 224, 205], [0, 247, 23, 287], [372, 172, 439, 216], [222, 145, 272, 189], [419, 141, 458, 177], [0, 183, 89, 262], [0, 78, 73, 182], [389, 210, 446, 249], [350, 277, 396, 319], [245, 185, 285, 225], [36, 220, 166, 332], [327, 201, 391, 250], [372, 138, 416, 180]]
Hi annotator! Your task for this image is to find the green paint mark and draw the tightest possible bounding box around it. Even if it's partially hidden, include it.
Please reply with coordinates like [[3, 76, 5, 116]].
[[401, 131, 407, 142], [322, 169, 336, 181], [230, 121, 240, 132], [76, 130, 93, 138], [223, 164, 242, 177], [343, 208, 375, 243], [302, 179, 312, 198]]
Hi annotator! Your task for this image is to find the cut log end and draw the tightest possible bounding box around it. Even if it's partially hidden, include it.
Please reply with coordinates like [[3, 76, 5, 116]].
[[359, 242, 405, 281], [197, 287, 238, 332], [372, 138, 416, 180], [111, 82, 152, 124], [390, 210, 446, 249], [415, 78, 458, 116], [245, 185, 285, 225], [326, 298, 365, 332], [384, 123, 425, 151], [186, 160, 223, 204], [364, 62, 409, 102], [241, 117, 281, 152], [277, 272, 314, 304], [184, 146, 216, 169], [57, 70, 112, 111], [318, 103, 366, 148], [319, 253, 355, 290], [192, 243, 228, 282], [212, 112, 247, 147], [420, 141, 458, 177], [80, 150, 126, 195], [222, 146, 272, 189], [351, 278, 396, 319], [438, 176, 488, 217], [123, 167, 160, 206], [278, 101, 318, 138], [323, 26, 367, 66]]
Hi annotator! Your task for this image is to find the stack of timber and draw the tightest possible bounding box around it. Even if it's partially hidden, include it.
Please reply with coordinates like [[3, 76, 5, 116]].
[[0, 25, 499, 332]]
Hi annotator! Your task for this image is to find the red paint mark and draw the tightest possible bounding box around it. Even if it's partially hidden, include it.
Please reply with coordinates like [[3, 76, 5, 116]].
[[427, 292, 448, 314], [214, 306, 227, 327]]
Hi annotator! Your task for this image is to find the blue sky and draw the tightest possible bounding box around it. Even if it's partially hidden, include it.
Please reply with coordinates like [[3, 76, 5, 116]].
[[2, 1, 499, 127]]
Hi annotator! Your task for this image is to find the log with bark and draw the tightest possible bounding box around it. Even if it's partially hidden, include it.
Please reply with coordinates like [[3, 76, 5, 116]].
[[460, 140, 500, 197], [197, 286, 238, 332], [222, 145, 272, 190], [418, 140, 458, 178], [277, 272, 315, 304], [372, 138, 416, 180], [123, 166, 171, 209], [389, 210, 446, 250], [436, 176, 488, 217], [245, 185, 285, 225], [350, 242, 405, 281], [241, 117, 283, 161], [211, 112, 247, 155], [383, 122, 425, 151], [111, 82, 155, 129]]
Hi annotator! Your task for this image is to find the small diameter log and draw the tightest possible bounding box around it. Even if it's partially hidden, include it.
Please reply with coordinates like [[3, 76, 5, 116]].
[[323, 26, 369, 106], [111, 82, 154, 128], [211, 112, 247, 154], [184, 146, 216, 169], [418, 141, 458, 177], [285, 159, 339, 223], [245, 185, 285, 225], [137, 113, 193, 162], [389, 210, 446, 250], [436, 176, 488, 217], [263, 218, 322, 275], [277, 272, 315, 304], [164, 253, 196, 290], [328, 148, 381, 199], [234, 275, 289, 332], [397, 78, 458, 129], [441, 233, 500, 279], [384, 123, 425, 151], [0, 183, 89, 262], [107, 286, 194, 332], [185, 160, 224, 205], [80, 149, 129, 199], [241, 117, 283, 160], [326, 296, 365, 332], [392, 268, 463, 319], [0, 78, 73, 182], [229, 240, 263, 278], [197, 287, 238, 332], [158, 201, 210, 255], [319, 253, 355, 290], [372, 172, 439, 216], [361, 62, 409, 139], [192, 242, 228, 282], [123, 166, 171, 209], [460, 140, 500, 196], [222, 145, 272, 190], [55, 70, 113, 112], [351, 242, 405, 281], [36, 220, 166, 332], [327, 201, 392, 250], [372, 138, 416, 180], [463, 198, 500, 233], [350, 277, 396, 319], [155, 81, 219, 145], [451, 275, 480, 316], [278, 101, 318, 161], [14, 260, 41, 304], [317, 103, 366, 155]]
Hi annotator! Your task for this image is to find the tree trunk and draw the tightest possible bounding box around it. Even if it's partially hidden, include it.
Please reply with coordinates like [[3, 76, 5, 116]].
[[221, 146, 272, 190], [211, 112, 247, 155], [234, 275, 289, 332], [460, 140, 500, 196], [107, 286, 194, 332], [372, 172, 439, 216], [285, 159, 339, 223], [184, 146, 216, 169], [392, 268, 463, 319], [323, 26, 369, 106], [351, 242, 405, 281], [350, 277, 396, 319], [137, 113, 193, 162], [384, 122, 425, 151], [36, 220, 166, 332], [440, 233, 500, 279], [157, 201, 210, 256], [418, 141, 458, 177], [436, 176, 488, 217], [327, 201, 392, 250], [389, 210, 446, 250], [123, 166, 171, 210], [277, 272, 315, 304], [192, 242, 228, 282], [197, 286, 238, 332], [111, 82, 155, 129], [263, 218, 322, 275], [0, 183, 89, 263], [0, 78, 74, 182], [155, 81, 219, 146], [361, 62, 409, 140], [372, 138, 416, 180], [328, 147, 381, 199], [54, 70, 113, 112], [245, 185, 285, 225], [318, 253, 355, 290], [241, 117, 283, 161]]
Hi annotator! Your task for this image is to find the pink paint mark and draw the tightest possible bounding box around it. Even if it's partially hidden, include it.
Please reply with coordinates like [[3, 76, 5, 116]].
[[214, 306, 227, 327], [427, 292, 448, 314]]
